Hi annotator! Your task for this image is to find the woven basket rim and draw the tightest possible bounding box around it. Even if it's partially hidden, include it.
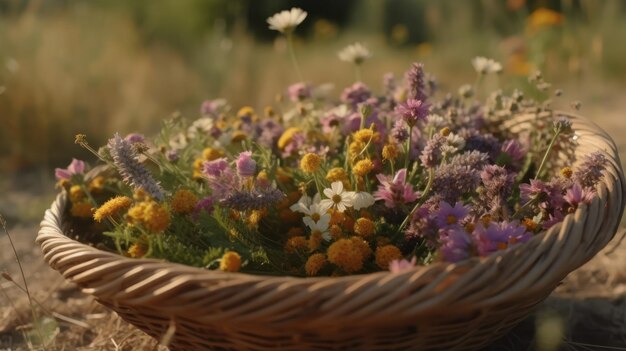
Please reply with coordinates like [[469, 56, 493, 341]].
[[37, 111, 626, 324]]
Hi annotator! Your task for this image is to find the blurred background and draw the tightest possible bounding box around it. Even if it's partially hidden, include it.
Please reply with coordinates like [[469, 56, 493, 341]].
[[1, 0, 625, 224]]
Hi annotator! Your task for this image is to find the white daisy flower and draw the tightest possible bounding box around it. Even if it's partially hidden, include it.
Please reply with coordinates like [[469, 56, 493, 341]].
[[352, 192, 375, 211], [289, 193, 322, 213], [338, 42, 372, 65], [303, 203, 331, 231], [472, 57, 503, 75], [442, 133, 466, 156], [187, 117, 214, 139], [267, 8, 307, 34], [320, 181, 356, 213], [308, 219, 331, 242]]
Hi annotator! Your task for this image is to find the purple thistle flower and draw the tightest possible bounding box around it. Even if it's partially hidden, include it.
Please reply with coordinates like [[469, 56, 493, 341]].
[[221, 187, 285, 211], [420, 134, 446, 168], [435, 201, 470, 228], [203, 158, 230, 177], [479, 165, 516, 211], [395, 99, 430, 128], [124, 133, 145, 144], [500, 140, 525, 161], [391, 120, 410, 143], [256, 119, 284, 148], [432, 163, 481, 204], [108, 133, 164, 200], [389, 257, 417, 273], [564, 183, 595, 207], [520, 179, 563, 210], [236, 151, 256, 177], [473, 221, 531, 256], [55, 158, 86, 180], [192, 197, 215, 221], [373, 169, 419, 208], [341, 82, 372, 106], [287, 82, 312, 102], [573, 151, 607, 188], [405, 62, 427, 102], [203, 158, 238, 199], [439, 227, 472, 262]]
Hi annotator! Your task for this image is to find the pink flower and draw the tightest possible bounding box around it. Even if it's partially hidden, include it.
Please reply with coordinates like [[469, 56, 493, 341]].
[[395, 98, 430, 127], [389, 257, 417, 273], [287, 82, 311, 102], [564, 183, 595, 207], [55, 158, 86, 180], [439, 227, 472, 262], [236, 151, 256, 177], [473, 221, 531, 256], [373, 169, 419, 208], [435, 201, 470, 228]]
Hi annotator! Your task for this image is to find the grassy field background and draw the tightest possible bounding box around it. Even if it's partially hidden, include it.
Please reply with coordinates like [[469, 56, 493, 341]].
[[1, 0, 626, 349]]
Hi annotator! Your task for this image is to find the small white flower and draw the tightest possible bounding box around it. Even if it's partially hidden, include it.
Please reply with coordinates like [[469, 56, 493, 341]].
[[338, 42, 372, 65], [442, 133, 465, 156], [303, 203, 331, 229], [308, 219, 331, 242], [290, 193, 322, 213], [472, 56, 503, 75], [352, 192, 375, 210], [187, 117, 214, 139], [267, 8, 307, 34], [426, 114, 448, 130], [320, 181, 356, 213]]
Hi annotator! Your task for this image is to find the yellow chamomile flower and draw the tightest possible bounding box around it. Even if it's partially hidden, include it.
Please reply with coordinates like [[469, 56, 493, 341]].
[[305, 253, 327, 276], [300, 153, 322, 173], [352, 158, 374, 177], [93, 196, 133, 222], [171, 189, 198, 214], [375, 245, 403, 270], [382, 143, 399, 161], [220, 251, 242, 272], [353, 129, 374, 144]]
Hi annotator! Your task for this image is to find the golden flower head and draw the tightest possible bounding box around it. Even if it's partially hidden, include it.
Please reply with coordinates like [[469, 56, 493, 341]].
[[382, 143, 399, 161], [278, 127, 302, 150], [128, 242, 148, 258], [70, 201, 94, 218], [349, 140, 365, 158], [69, 185, 85, 203], [285, 236, 308, 254], [327, 237, 368, 273], [171, 189, 198, 214], [352, 158, 374, 177], [93, 196, 133, 222], [300, 153, 322, 173], [305, 253, 327, 276], [220, 251, 242, 272], [353, 217, 376, 238], [353, 129, 374, 144], [202, 147, 224, 161], [237, 106, 256, 119], [560, 167, 573, 179], [375, 245, 403, 270], [127, 201, 171, 233], [88, 176, 106, 193]]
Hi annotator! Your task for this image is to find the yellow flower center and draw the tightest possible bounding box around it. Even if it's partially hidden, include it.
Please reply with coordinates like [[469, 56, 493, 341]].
[[446, 215, 457, 225], [332, 194, 342, 204], [311, 213, 321, 221]]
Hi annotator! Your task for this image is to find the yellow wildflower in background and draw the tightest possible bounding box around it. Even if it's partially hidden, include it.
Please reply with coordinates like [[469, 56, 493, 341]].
[[526, 8, 564, 33], [382, 143, 399, 161], [326, 167, 348, 183], [127, 201, 171, 233], [327, 237, 370, 273], [278, 127, 302, 149], [237, 106, 256, 119], [69, 185, 85, 203], [560, 167, 573, 179], [349, 140, 365, 158], [353, 218, 375, 238], [350, 237, 372, 260], [353, 129, 374, 143], [220, 251, 242, 272], [375, 245, 403, 269], [202, 147, 224, 161], [70, 201, 94, 218], [171, 189, 198, 214], [352, 159, 374, 177], [93, 196, 132, 222], [88, 176, 106, 193], [305, 253, 327, 276], [300, 153, 322, 173], [128, 242, 148, 258], [285, 236, 308, 254]]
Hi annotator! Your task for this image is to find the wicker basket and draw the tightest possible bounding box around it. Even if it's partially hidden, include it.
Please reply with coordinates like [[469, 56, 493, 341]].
[[38, 112, 625, 351]]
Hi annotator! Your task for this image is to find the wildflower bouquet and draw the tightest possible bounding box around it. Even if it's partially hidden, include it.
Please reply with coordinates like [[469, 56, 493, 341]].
[[40, 8, 624, 351], [56, 12, 608, 278]]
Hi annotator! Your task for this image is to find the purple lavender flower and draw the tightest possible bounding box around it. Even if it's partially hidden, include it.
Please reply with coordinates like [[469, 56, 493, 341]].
[[435, 201, 470, 228], [192, 196, 215, 220], [451, 151, 490, 169], [564, 183, 595, 207], [221, 187, 285, 211], [433, 163, 481, 204], [479, 165, 516, 212], [55, 158, 86, 180], [573, 151, 607, 188], [203, 158, 230, 177], [389, 257, 417, 273], [473, 221, 531, 256], [373, 169, 419, 208], [405, 62, 427, 102], [287, 82, 311, 102], [108, 133, 164, 200], [341, 82, 371, 106], [395, 99, 430, 128], [439, 227, 472, 262], [391, 120, 410, 143], [419, 134, 446, 168], [236, 151, 256, 177], [203, 158, 238, 199]]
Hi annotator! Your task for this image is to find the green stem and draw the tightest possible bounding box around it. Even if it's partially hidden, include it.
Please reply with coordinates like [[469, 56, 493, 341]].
[[534, 131, 561, 180], [286, 33, 303, 82], [397, 167, 435, 233], [404, 126, 413, 170]]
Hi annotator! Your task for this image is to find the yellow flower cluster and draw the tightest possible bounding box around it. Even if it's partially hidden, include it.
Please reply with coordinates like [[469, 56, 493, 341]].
[[382, 143, 398, 161], [70, 202, 94, 218], [300, 153, 322, 173], [285, 236, 308, 254], [375, 245, 402, 269], [128, 242, 148, 258], [352, 158, 374, 177], [171, 189, 198, 214], [220, 251, 242, 272], [327, 237, 372, 273], [305, 253, 327, 276], [127, 201, 171, 233], [93, 196, 133, 222], [353, 218, 375, 238], [278, 127, 302, 150]]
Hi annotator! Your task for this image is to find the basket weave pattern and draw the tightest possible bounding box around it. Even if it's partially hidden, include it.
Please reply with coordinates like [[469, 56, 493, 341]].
[[38, 113, 625, 350]]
